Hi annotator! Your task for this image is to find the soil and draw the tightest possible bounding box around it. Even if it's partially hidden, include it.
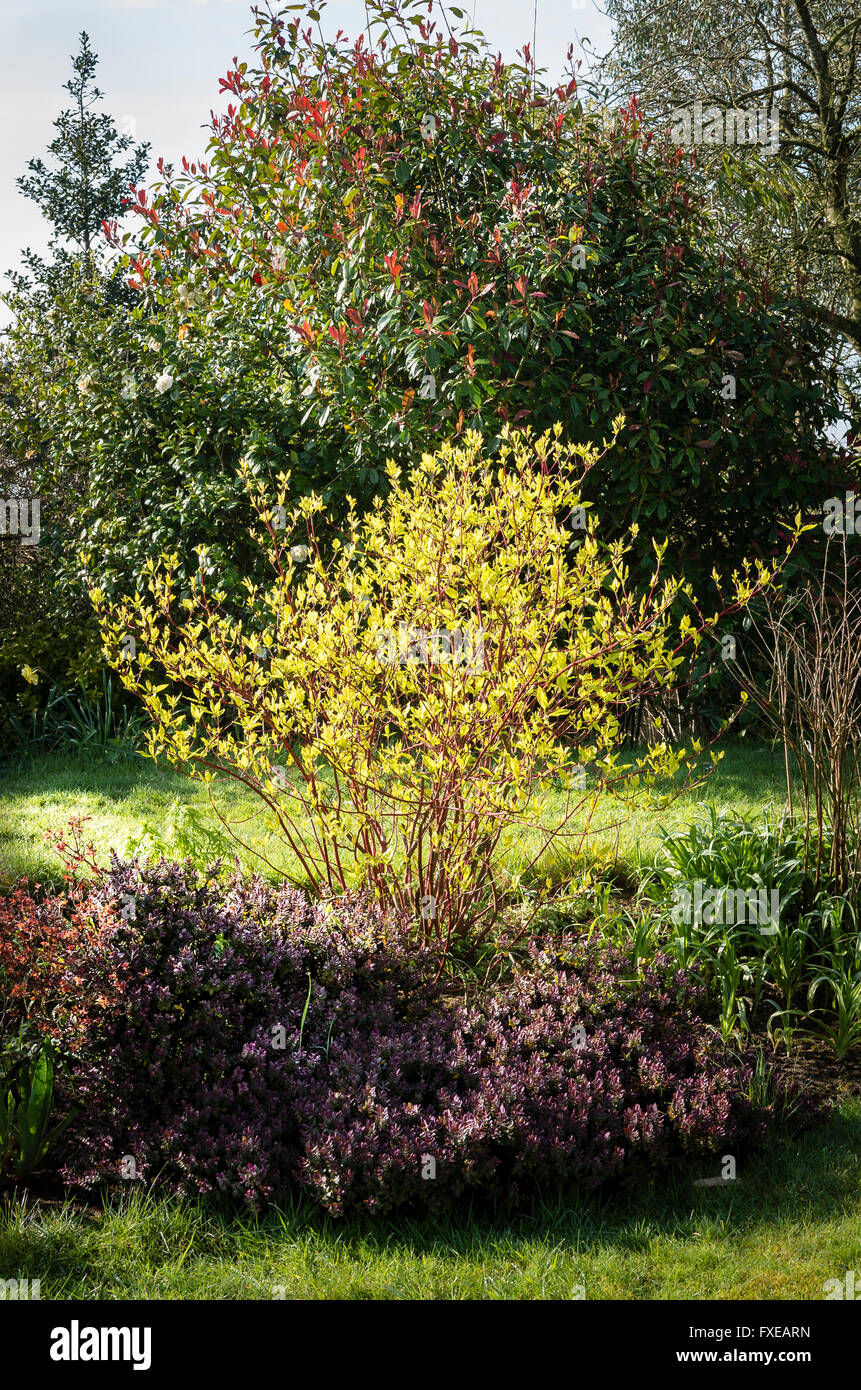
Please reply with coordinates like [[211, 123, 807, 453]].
[[0, 1172, 104, 1217], [766, 1037, 861, 1105]]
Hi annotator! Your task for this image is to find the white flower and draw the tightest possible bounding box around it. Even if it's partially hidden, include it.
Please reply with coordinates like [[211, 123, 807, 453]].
[[77, 375, 93, 395], [155, 372, 174, 394], [289, 544, 310, 563], [178, 284, 203, 310], [146, 336, 160, 352], [120, 375, 137, 401]]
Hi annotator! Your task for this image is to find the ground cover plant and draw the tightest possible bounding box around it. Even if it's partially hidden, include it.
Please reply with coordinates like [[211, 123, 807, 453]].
[[0, 849, 820, 1215]]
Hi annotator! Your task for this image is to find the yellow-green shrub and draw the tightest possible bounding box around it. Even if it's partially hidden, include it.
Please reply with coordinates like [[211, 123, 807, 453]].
[[91, 422, 785, 950]]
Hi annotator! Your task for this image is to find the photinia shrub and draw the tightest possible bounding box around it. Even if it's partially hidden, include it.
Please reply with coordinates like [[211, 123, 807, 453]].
[[116, 0, 846, 595]]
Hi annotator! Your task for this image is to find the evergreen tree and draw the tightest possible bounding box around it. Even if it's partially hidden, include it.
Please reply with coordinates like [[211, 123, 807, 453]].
[[13, 31, 149, 296]]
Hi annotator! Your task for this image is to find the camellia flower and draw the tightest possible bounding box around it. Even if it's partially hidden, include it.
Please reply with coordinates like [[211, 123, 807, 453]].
[[77, 375, 93, 395], [177, 284, 201, 310], [155, 372, 174, 394], [120, 375, 137, 401], [289, 544, 310, 562], [21, 665, 38, 685]]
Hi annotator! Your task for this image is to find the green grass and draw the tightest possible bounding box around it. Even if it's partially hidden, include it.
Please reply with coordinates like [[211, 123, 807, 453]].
[[2, 1101, 859, 1299], [0, 737, 793, 891]]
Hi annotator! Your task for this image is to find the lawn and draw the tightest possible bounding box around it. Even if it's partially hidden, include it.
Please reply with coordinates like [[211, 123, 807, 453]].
[[2, 1101, 859, 1299], [0, 737, 793, 892]]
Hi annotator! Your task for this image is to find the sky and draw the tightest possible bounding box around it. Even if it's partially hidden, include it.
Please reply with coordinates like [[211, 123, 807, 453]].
[[0, 0, 615, 306]]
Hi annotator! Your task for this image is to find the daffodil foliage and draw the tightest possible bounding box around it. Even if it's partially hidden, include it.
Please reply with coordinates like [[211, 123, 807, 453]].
[[92, 424, 789, 950]]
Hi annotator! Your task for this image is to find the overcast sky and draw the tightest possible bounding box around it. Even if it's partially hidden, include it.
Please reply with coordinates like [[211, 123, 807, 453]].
[[0, 0, 614, 309]]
